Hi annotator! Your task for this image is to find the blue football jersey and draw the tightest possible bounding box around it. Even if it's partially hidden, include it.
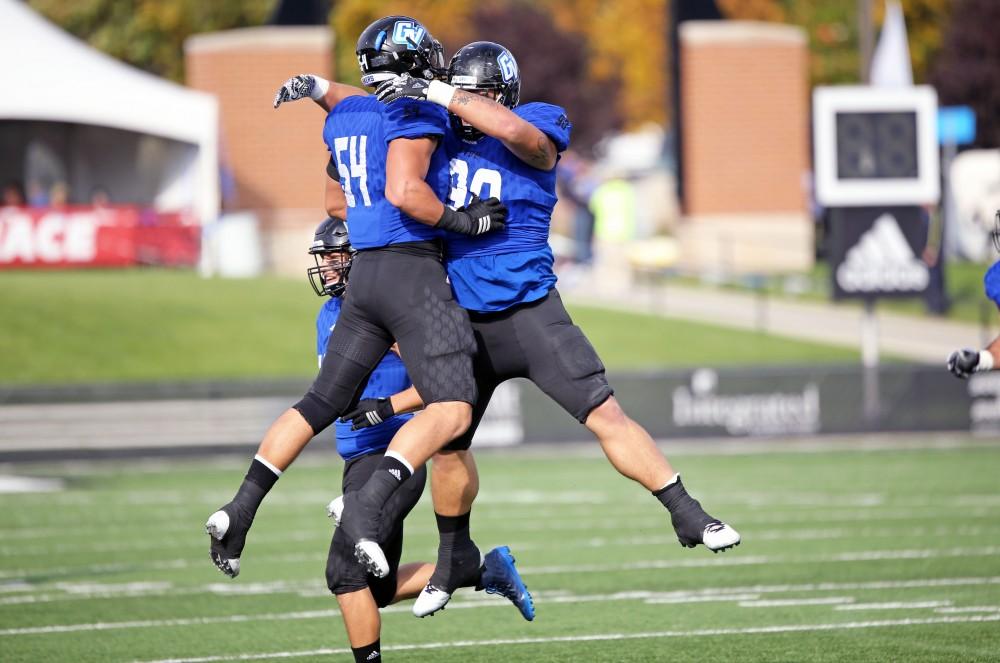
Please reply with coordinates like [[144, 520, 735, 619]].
[[985, 260, 1000, 305], [442, 102, 572, 312], [316, 298, 413, 460], [323, 95, 451, 249]]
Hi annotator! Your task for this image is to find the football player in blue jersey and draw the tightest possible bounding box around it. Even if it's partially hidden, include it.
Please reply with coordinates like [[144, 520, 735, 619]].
[[948, 210, 1000, 378], [205, 17, 509, 589], [361, 42, 741, 615], [310, 216, 532, 662]]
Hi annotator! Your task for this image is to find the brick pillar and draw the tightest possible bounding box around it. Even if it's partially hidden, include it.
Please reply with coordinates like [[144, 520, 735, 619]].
[[679, 21, 812, 273], [185, 27, 334, 275]]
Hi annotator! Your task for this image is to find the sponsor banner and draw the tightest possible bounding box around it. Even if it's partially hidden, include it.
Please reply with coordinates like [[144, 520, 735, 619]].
[[828, 206, 930, 300], [517, 364, 971, 442], [0, 206, 199, 268]]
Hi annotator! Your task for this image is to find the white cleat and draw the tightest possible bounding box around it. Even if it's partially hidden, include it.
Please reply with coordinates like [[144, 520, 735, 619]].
[[326, 495, 344, 527], [205, 510, 230, 540], [413, 583, 452, 617], [703, 521, 741, 553], [355, 539, 389, 578]]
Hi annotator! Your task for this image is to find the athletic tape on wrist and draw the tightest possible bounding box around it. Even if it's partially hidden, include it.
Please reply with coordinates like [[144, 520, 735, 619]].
[[309, 76, 330, 100], [427, 80, 456, 107], [978, 350, 995, 372]]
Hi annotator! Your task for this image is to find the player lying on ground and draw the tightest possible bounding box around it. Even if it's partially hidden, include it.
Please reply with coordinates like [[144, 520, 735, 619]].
[[337, 40, 740, 616], [205, 16, 508, 586], [948, 211, 1000, 378]]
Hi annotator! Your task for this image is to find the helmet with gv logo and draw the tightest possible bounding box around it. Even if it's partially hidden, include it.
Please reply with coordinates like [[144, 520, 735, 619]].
[[356, 16, 445, 87], [448, 41, 521, 141]]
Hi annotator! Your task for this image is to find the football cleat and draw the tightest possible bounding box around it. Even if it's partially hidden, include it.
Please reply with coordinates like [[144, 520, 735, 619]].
[[205, 510, 241, 578], [481, 546, 535, 621], [412, 583, 451, 617], [702, 521, 741, 553], [326, 495, 344, 527], [355, 539, 390, 578]]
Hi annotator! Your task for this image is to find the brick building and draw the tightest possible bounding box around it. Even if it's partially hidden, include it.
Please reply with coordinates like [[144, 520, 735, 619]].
[[186, 27, 333, 275], [678, 21, 813, 273]]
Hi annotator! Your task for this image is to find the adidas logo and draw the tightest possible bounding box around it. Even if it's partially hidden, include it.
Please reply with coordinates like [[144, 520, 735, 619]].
[[366, 651, 380, 661], [388, 468, 401, 482], [477, 215, 491, 235], [836, 213, 929, 293]]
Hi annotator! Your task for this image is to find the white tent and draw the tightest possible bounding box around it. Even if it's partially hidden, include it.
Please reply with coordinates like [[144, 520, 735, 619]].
[[0, 0, 219, 224]]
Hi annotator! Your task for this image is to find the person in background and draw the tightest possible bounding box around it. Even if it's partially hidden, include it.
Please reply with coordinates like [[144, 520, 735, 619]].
[[947, 210, 1000, 379], [2, 181, 25, 207]]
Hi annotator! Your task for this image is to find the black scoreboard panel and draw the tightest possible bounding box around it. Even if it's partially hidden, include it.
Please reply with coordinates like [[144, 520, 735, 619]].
[[835, 111, 918, 180]]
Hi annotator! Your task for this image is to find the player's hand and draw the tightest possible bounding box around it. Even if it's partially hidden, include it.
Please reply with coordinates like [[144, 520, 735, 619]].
[[375, 74, 430, 104], [437, 195, 507, 236], [273, 74, 317, 109], [947, 349, 980, 379], [340, 397, 395, 431], [205, 501, 255, 578]]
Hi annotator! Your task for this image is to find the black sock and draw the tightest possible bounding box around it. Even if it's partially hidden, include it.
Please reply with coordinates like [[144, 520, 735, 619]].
[[654, 476, 715, 543], [357, 455, 412, 512], [351, 639, 380, 663], [233, 458, 280, 516], [429, 511, 481, 592]]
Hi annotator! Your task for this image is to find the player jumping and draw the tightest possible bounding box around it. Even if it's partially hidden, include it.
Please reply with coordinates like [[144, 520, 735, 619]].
[[353, 41, 740, 615]]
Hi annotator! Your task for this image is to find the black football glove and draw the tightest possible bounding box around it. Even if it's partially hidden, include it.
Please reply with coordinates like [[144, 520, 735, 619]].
[[437, 195, 507, 236], [947, 349, 980, 379], [340, 397, 395, 431], [273, 74, 317, 109], [375, 74, 431, 104]]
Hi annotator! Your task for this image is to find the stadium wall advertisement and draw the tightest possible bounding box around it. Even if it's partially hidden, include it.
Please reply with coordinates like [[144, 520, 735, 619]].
[[0, 206, 199, 268], [0, 364, 990, 460]]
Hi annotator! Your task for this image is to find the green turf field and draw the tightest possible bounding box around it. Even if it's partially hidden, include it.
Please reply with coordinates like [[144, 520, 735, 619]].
[[0, 270, 859, 384], [2, 439, 999, 662]]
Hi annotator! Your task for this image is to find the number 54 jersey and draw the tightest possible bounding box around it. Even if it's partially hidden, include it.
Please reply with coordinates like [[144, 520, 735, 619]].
[[322, 96, 451, 249], [443, 102, 572, 313]]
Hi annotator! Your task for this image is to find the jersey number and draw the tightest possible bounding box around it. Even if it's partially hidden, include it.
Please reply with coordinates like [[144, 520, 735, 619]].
[[334, 135, 372, 208], [448, 158, 502, 209]]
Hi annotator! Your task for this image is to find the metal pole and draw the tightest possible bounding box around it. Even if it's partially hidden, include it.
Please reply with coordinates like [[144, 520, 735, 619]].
[[861, 298, 881, 424], [858, 0, 873, 84]]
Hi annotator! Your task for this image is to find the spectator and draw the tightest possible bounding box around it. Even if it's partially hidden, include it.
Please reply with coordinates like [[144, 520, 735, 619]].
[[2, 181, 25, 207]]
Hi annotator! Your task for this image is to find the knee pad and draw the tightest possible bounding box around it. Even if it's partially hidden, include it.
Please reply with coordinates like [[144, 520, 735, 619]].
[[294, 392, 338, 434]]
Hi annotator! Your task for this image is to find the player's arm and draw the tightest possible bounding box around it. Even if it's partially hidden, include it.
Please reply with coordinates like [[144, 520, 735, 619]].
[[947, 334, 1000, 379], [340, 386, 426, 431], [273, 75, 366, 112], [385, 137, 508, 235], [377, 76, 557, 170], [325, 174, 347, 219]]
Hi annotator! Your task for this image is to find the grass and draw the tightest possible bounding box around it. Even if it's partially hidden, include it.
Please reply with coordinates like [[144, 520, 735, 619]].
[[0, 269, 859, 384], [2, 439, 1000, 661]]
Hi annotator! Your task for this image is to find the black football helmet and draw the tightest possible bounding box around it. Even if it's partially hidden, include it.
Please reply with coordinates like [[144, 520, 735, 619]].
[[307, 217, 355, 297], [356, 16, 445, 87], [448, 41, 521, 142]]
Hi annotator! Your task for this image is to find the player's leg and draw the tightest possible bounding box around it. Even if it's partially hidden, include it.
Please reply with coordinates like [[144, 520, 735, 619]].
[[523, 290, 740, 552], [206, 299, 391, 576], [413, 376, 496, 617], [339, 249, 478, 575], [335, 589, 382, 663]]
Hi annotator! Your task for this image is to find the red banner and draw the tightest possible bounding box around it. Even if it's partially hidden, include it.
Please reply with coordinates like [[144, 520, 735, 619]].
[[0, 207, 200, 268]]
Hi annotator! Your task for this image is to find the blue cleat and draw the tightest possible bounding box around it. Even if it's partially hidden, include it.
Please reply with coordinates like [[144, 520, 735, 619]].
[[481, 545, 535, 621]]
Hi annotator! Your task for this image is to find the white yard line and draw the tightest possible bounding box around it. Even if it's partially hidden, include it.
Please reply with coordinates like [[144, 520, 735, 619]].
[[5, 575, 1000, 637], [739, 597, 854, 608], [3, 544, 1000, 583], [835, 601, 953, 611], [131, 614, 1000, 663]]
